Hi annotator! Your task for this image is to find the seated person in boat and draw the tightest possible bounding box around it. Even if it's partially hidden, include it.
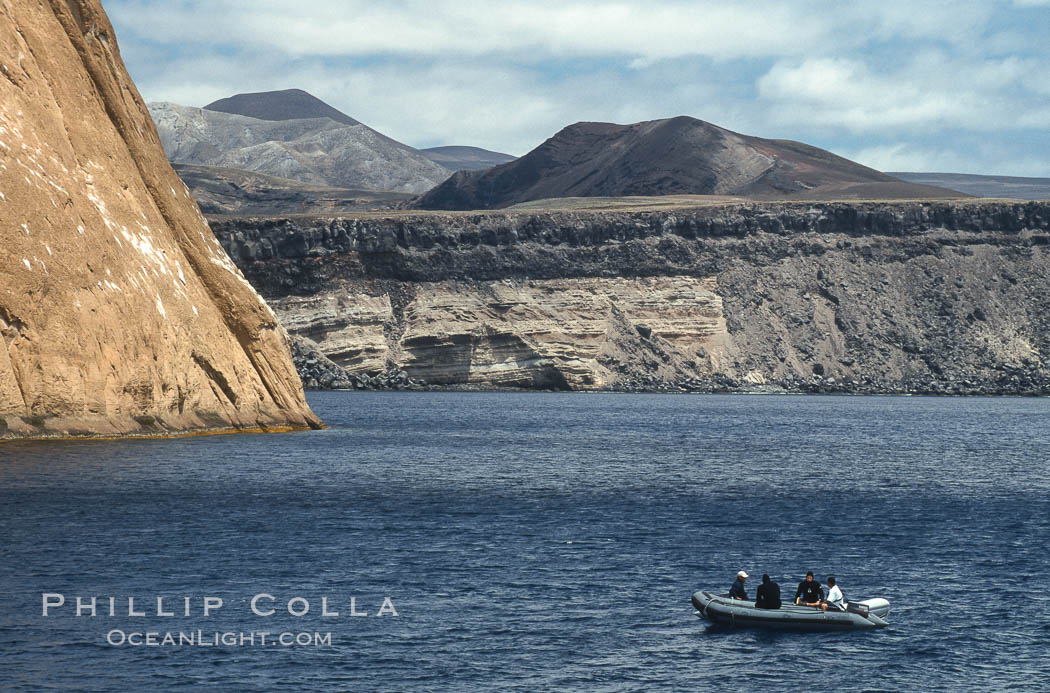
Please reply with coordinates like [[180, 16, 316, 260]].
[[729, 570, 748, 599], [794, 571, 823, 606], [755, 574, 781, 609], [820, 575, 845, 611]]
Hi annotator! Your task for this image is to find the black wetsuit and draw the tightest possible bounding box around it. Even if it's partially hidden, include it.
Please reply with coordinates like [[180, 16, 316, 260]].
[[795, 580, 823, 604], [755, 581, 781, 609]]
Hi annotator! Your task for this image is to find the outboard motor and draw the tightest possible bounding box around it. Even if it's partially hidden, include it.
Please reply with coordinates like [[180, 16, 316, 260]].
[[848, 598, 890, 619]]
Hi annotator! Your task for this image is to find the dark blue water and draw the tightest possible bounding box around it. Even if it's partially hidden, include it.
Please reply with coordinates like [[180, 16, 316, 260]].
[[2, 393, 1049, 691]]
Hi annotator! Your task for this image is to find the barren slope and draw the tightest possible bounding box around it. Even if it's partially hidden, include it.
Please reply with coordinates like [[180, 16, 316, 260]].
[[149, 101, 451, 194], [173, 164, 413, 216]]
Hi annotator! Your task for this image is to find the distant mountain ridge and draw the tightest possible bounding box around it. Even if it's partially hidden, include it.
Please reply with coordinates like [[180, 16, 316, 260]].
[[148, 92, 451, 194], [890, 172, 1050, 201], [420, 145, 517, 171], [415, 116, 964, 210]]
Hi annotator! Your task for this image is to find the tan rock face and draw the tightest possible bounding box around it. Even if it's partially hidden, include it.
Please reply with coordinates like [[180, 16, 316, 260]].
[[0, 0, 320, 438], [273, 277, 727, 389]]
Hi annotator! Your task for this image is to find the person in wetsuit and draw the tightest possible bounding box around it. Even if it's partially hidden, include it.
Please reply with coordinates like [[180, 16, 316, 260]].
[[755, 574, 782, 609], [729, 570, 748, 600], [795, 571, 823, 606]]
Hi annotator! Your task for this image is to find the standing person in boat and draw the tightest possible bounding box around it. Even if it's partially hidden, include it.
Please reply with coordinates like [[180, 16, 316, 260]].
[[755, 574, 782, 609], [729, 570, 748, 600], [794, 571, 823, 606], [820, 576, 845, 611]]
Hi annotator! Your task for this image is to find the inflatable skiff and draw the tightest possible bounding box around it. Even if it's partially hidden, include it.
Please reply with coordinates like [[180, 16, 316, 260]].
[[691, 591, 890, 631]]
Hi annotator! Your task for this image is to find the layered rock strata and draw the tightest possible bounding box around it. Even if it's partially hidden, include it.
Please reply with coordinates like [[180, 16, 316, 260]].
[[272, 277, 726, 389], [1, 0, 321, 438], [210, 201, 1050, 394]]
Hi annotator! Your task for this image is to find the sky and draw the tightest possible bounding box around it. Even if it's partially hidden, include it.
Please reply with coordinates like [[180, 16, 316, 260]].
[[105, 0, 1050, 176]]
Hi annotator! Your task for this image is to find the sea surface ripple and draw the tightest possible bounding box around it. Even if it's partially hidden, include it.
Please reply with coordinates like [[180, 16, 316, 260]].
[[1, 393, 1049, 691]]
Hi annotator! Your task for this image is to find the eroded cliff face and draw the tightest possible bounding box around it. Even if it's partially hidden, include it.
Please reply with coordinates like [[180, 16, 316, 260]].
[[0, 0, 320, 438], [273, 277, 727, 389], [211, 201, 1050, 394]]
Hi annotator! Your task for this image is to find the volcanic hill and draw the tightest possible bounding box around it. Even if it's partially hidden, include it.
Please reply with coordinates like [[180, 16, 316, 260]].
[[415, 116, 964, 210], [149, 90, 451, 194], [205, 88, 362, 126]]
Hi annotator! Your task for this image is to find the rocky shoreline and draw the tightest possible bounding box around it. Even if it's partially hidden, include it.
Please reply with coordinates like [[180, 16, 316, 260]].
[[291, 335, 424, 391], [297, 360, 1050, 397]]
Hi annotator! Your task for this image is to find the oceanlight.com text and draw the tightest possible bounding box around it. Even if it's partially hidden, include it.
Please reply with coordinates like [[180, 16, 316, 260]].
[[106, 630, 332, 647]]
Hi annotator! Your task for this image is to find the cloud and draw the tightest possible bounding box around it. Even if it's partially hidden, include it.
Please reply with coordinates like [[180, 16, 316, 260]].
[[848, 143, 978, 173], [107, 0, 1050, 175], [756, 57, 967, 131], [109, 0, 832, 61], [836, 0, 997, 44], [846, 142, 1050, 178], [756, 52, 1049, 134]]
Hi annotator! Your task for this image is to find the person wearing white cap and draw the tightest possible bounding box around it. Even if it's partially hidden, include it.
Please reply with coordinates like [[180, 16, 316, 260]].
[[729, 570, 749, 600]]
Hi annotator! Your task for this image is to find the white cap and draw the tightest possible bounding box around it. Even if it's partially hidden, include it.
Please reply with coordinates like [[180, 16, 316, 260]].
[[737, 570, 749, 578]]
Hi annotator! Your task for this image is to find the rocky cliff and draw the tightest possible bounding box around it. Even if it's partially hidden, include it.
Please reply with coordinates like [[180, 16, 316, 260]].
[[1, 0, 321, 439], [209, 200, 1050, 394]]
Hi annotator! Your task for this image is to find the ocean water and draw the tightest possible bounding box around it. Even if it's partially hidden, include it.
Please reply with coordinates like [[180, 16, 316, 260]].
[[1, 392, 1049, 691]]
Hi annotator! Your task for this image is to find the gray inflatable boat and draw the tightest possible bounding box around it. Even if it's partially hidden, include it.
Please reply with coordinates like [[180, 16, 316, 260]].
[[692, 591, 890, 631]]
